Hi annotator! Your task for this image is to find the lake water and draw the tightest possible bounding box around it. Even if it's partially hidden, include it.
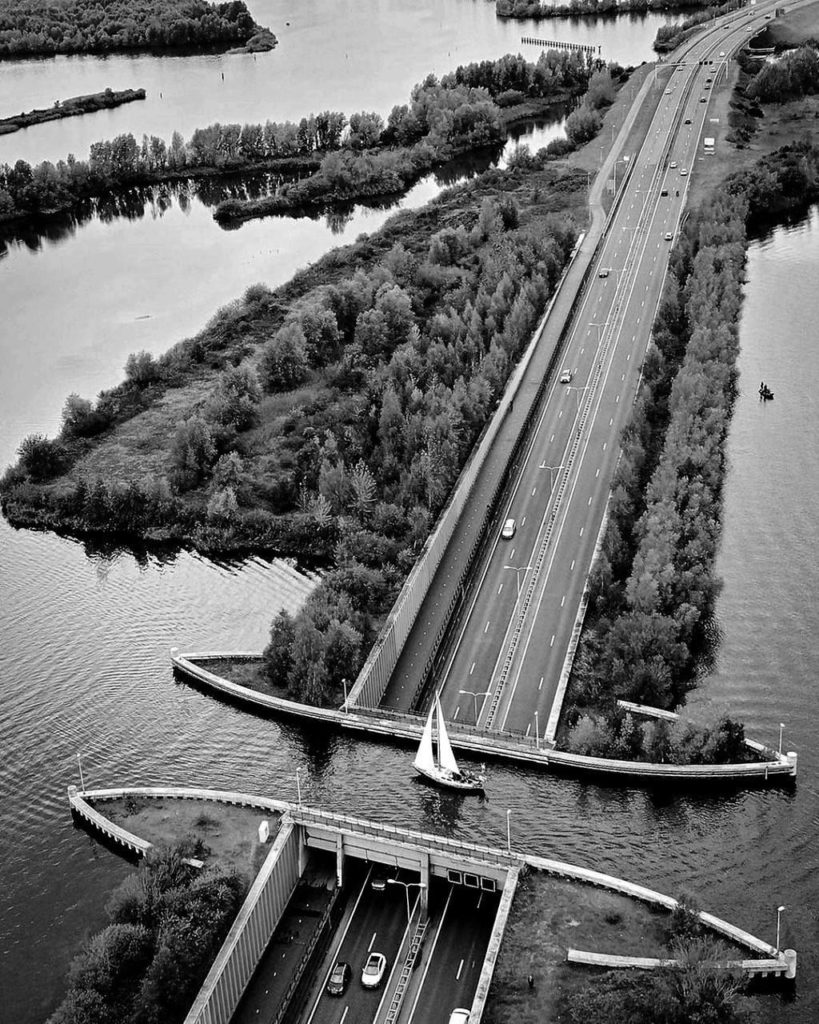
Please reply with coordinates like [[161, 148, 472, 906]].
[[1, 2, 817, 1022]]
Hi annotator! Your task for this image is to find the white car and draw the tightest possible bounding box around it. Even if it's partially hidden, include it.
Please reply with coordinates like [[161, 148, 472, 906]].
[[560, 369, 573, 383], [598, 267, 609, 278], [664, 231, 674, 241], [680, 168, 688, 176], [448, 1012, 471, 1024], [669, 161, 677, 169], [361, 952, 387, 989], [501, 518, 516, 540]]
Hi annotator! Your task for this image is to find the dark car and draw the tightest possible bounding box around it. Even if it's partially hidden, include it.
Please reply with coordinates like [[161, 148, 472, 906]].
[[327, 961, 352, 996], [684, 118, 692, 125]]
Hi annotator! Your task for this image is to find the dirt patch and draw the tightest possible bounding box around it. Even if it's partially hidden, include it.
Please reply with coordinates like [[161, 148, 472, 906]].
[[486, 871, 673, 1024], [96, 796, 277, 881]]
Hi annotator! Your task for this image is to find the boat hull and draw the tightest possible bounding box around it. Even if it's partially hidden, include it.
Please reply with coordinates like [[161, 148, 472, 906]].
[[415, 764, 485, 792]]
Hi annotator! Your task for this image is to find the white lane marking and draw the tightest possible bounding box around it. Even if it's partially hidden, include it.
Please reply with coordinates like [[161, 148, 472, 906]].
[[560, 595, 566, 607], [549, 636, 555, 649], [456, 959, 465, 981], [580, 526, 584, 536], [531, 487, 537, 496], [498, 583, 503, 594], [616, 394, 620, 403], [588, 496, 593, 505], [369, 932, 377, 952], [340, 1009, 349, 1024], [609, 417, 613, 425], [621, 373, 625, 380], [603, 442, 607, 450], [558, 409, 563, 418], [550, 434, 555, 443], [453, 705, 460, 720], [570, 559, 575, 571], [580, 347, 584, 354], [521, 516, 526, 526], [484, 621, 490, 634], [595, 468, 600, 478], [470, 662, 475, 675], [539, 675, 544, 689], [525, 723, 531, 737], [627, 353, 631, 360], [510, 547, 515, 558]]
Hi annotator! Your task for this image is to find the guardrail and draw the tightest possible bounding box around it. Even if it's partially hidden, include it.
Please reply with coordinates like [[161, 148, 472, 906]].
[[382, 915, 428, 1024]]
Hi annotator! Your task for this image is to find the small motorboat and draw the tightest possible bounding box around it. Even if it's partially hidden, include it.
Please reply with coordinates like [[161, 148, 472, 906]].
[[759, 383, 774, 401], [414, 694, 486, 792]]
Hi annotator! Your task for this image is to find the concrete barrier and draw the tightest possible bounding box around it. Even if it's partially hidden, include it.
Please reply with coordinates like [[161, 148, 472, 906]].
[[566, 948, 797, 979], [470, 866, 520, 1021]]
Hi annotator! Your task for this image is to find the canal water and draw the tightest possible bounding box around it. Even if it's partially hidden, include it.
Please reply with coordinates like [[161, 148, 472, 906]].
[[1, 1, 817, 1021]]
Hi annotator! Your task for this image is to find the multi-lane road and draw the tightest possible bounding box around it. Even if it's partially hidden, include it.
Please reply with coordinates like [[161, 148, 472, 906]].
[[384, 1, 788, 739], [298, 870, 498, 1024]]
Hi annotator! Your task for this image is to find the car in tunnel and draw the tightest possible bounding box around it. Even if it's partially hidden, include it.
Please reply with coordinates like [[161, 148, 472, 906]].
[[361, 952, 388, 989], [327, 961, 351, 996]]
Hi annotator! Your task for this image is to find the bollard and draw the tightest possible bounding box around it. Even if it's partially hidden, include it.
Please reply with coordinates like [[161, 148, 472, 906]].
[[784, 948, 797, 979], [786, 751, 798, 776]]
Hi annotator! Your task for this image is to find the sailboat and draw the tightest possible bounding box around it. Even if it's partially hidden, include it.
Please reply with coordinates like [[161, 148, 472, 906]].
[[413, 694, 486, 792]]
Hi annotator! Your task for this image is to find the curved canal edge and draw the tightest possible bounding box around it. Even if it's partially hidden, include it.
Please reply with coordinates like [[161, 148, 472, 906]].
[[66, 784, 797, 1024], [170, 650, 798, 783]]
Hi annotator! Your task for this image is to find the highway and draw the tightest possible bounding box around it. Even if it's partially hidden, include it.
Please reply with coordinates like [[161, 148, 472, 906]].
[[404, 884, 499, 1024], [415, 2, 788, 739]]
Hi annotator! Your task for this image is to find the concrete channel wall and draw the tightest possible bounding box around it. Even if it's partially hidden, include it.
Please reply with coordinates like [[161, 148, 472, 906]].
[[171, 651, 798, 782], [184, 820, 301, 1024], [66, 785, 797, 1024], [566, 949, 797, 979]]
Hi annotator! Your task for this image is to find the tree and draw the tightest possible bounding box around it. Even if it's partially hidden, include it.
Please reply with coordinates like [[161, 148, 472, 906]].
[[170, 415, 215, 489], [18, 433, 65, 481], [565, 105, 603, 146], [259, 323, 309, 392], [207, 363, 261, 430], [263, 610, 295, 685], [124, 350, 158, 387]]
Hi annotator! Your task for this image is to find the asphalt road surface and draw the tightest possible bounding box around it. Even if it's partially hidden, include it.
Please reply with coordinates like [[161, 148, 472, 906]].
[[430, 1, 789, 741]]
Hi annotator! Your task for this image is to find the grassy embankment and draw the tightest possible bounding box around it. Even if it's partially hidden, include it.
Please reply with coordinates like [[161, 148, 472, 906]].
[[485, 871, 758, 1024], [92, 795, 276, 880], [557, 7, 819, 761], [0, 89, 146, 136]]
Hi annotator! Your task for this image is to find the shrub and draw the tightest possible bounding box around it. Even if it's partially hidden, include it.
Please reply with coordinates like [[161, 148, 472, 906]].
[[565, 106, 602, 146], [17, 433, 66, 481], [124, 350, 158, 387], [259, 323, 310, 392]]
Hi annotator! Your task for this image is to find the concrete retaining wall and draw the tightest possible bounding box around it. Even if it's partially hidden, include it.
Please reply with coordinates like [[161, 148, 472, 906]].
[[171, 651, 797, 782], [68, 786, 153, 856], [470, 865, 520, 1021], [566, 948, 797, 979], [184, 820, 301, 1024]]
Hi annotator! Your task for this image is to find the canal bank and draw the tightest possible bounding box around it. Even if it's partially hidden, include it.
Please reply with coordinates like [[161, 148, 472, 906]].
[[66, 785, 796, 1024]]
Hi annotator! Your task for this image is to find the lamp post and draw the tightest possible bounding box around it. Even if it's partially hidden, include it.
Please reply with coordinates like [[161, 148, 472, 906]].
[[342, 677, 348, 712], [503, 563, 532, 597], [295, 767, 304, 808], [534, 710, 540, 749], [387, 879, 426, 923], [77, 751, 85, 792], [778, 722, 785, 756], [459, 688, 491, 724], [776, 905, 786, 951], [506, 808, 512, 854]]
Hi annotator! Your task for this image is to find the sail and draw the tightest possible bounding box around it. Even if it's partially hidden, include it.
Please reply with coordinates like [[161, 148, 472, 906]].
[[435, 695, 460, 775], [414, 704, 436, 773]]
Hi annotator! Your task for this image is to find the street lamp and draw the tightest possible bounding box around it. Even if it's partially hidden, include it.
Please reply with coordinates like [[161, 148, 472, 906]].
[[459, 688, 491, 724], [342, 677, 349, 712], [534, 710, 540, 749], [503, 563, 532, 597], [77, 751, 85, 792], [387, 879, 427, 923], [295, 766, 305, 808], [506, 808, 512, 854], [776, 905, 786, 951], [778, 722, 785, 756]]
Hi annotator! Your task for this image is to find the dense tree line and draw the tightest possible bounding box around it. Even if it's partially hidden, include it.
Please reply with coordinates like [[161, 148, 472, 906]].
[[747, 44, 819, 103], [214, 76, 507, 222], [0, 0, 270, 58], [0, 108, 357, 222], [48, 842, 246, 1024], [2, 170, 579, 706], [497, 0, 717, 20], [562, 141, 819, 760]]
